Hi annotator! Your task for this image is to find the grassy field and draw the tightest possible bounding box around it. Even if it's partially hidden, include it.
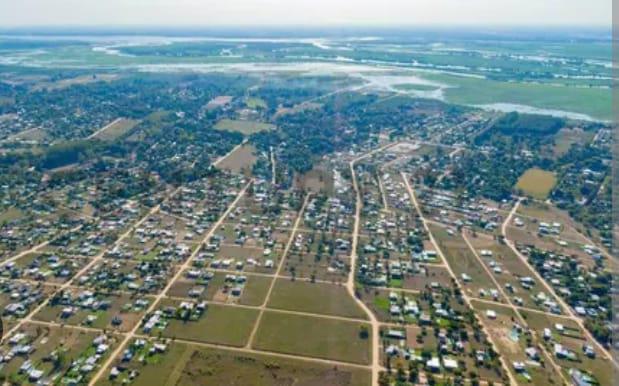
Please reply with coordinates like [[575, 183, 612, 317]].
[[246, 97, 267, 109], [216, 144, 258, 174], [267, 279, 367, 319], [8, 127, 48, 142], [553, 128, 594, 157], [392, 83, 439, 92], [0, 206, 24, 224], [253, 311, 372, 364], [99, 341, 370, 386], [126, 110, 172, 142], [214, 119, 275, 135], [238, 275, 272, 306], [161, 302, 258, 347], [32, 74, 118, 91], [515, 168, 557, 199], [293, 165, 334, 194], [424, 72, 612, 121], [92, 118, 141, 141]]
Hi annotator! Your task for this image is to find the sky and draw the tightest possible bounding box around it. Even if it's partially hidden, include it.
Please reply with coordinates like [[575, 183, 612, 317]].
[[0, 0, 611, 28]]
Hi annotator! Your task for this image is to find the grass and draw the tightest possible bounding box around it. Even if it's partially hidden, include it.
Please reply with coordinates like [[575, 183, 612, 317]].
[[553, 128, 594, 157], [214, 119, 275, 135], [215, 144, 257, 174], [91, 118, 141, 141], [424, 72, 612, 121], [161, 303, 258, 347], [515, 168, 557, 199], [238, 275, 271, 306], [99, 341, 370, 386], [246, 97, 267, 109], [0, 206, 24, 224], [253, 311, 372, 364], [392, 83, 439, 91], [267, 279, 367, 319]]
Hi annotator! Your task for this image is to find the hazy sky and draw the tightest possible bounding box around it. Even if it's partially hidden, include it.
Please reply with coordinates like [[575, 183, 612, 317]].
[[0, 0, 611, 28]]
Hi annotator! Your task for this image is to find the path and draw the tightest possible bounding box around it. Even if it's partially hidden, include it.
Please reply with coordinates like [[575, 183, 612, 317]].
[[347, 143, 400, 386]]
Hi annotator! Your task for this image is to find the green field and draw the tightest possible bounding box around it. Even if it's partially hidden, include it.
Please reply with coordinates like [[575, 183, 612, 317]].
[[424, 72, 612, 121], [99, 341, 371, 386], [267, 279, 368, 319], [516, 168, 557, 199], [161, 303, 258, 347], [238, 275, 272, 306], [253, 311, 372, 364], [215, 144, 258, 174], [553, 128, 594, 156], [214, 119, 275, 135], [246, 97, 267, 109], [92, 118, 141, 141], [0, 207, 24, 224], [392, 83, 439, 92]]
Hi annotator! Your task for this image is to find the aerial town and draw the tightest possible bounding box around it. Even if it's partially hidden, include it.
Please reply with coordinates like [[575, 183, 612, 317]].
[[0, 23, 615, 386]]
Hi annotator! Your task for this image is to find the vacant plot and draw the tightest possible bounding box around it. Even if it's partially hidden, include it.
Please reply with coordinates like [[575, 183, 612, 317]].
[[206, 95, 233, 109], [253, 311, 371, 364], [7, 127, 48, 142], [238, 275, 272, 306], [216, 144, 258, 174], [100, 340, 370, 386], [294, 165, 334, 194], [515, 168, 557, 199], [214, 119, 275, 135], [268, 279, 367, 319], [161, 302, 258, 347], [246, 97, 267, 109], [91, 118, 141, 141], [275, 102, 322, 117], [0, 206, 24, 224], [553, 128, 594, 157]]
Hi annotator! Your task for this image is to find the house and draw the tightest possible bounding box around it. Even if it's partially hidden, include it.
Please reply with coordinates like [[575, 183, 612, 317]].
[[443, 358, 458, 371], [525, 347, 539, 360], [386, 330, 406, 340], [426, 357, 441, 372]]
